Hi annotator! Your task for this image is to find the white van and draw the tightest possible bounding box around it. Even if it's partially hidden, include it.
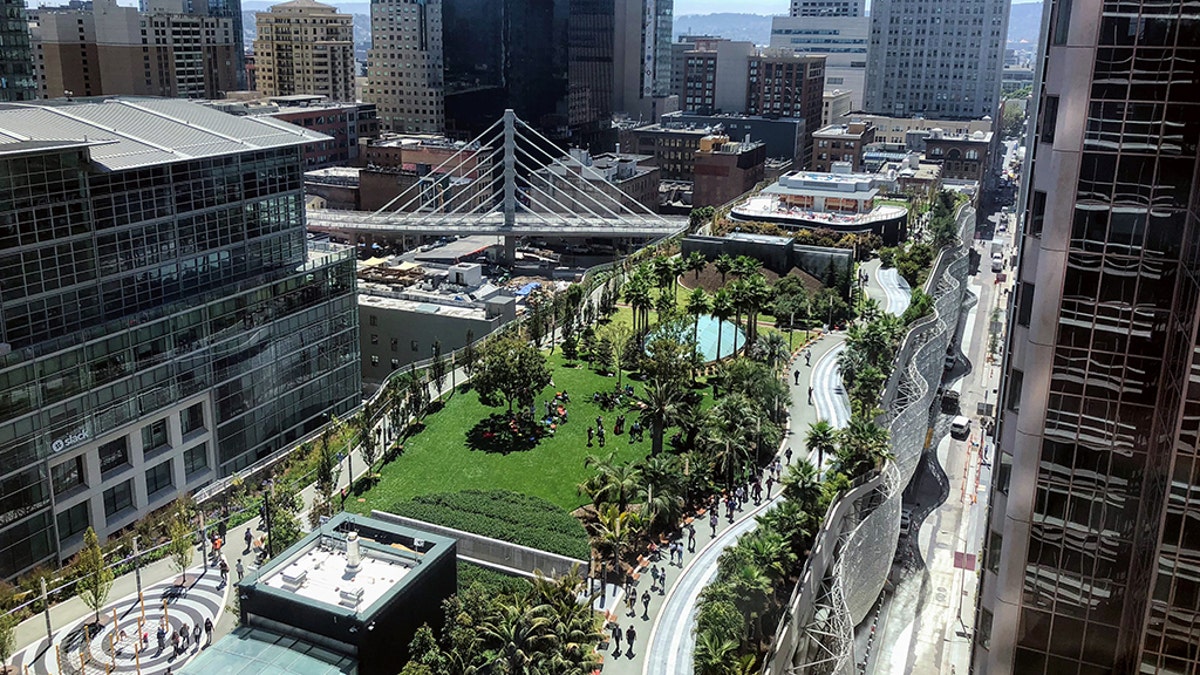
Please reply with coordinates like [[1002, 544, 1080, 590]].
[[951, 416, 971, 438], [991, 252, 1004, 273]]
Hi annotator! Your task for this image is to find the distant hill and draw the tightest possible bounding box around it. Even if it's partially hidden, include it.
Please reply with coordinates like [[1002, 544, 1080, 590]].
[[673, 13, 777, 45], [1007, 2, 1043, 46]]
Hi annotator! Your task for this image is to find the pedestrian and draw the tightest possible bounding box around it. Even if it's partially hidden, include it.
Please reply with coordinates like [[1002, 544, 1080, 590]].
[[786, 447, 793, 464], [193, 622, 201, 647], [204, 617, 213, 644], [687, 523, 696, 553], [735, 486, 745, 509], [766, 475, 775, 496], [244, 528, 253, 553], [598, 426, 605, 447], [611, 622, 622, 653], [625, 625, 637, 654], [709, 511, 718, 537], [236, 558, 244, 581], [180, 624, 189, 650], [641, 590, 651, 617], [808, 386, 814, 403], [752, 481, 762, 505], [625, 589, 636, 617], [156, 625, 166, 653], [219, 557, 229, 583], [793, 369, 800, 385], [587, 426, 594, 446], [805, 350, 811, 366], [649, 564, 660, 591], [596, 415, 603, 432]]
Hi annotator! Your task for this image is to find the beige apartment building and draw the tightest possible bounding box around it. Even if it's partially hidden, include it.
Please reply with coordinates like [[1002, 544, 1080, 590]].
[[30, 0, 239, 99], [253, 0, 354, 102], [365, 0, 443, 133]]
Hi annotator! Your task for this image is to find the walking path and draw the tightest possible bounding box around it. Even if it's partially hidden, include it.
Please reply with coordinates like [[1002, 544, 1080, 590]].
[[603, 333, 844, 675], [13, 565, 227, 675], [861, 259, 912, 317]]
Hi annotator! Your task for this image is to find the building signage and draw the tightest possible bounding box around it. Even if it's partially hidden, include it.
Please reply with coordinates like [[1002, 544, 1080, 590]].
[[643, 0, 657, 97], [51, 427, 89, 453]]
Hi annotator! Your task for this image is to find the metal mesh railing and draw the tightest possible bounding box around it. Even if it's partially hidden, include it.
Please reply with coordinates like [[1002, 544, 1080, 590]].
[[764, 205, 975, 674]]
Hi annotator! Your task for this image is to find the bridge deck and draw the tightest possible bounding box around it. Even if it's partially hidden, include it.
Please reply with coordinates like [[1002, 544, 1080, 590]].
[[306, 209, 687, 238]]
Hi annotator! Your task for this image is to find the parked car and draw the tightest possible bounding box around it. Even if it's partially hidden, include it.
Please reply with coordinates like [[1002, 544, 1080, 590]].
[[951, 415, 971, 439], [944, 352, 956, 370], [900, 509, 913, 537], [941, 389, 961, 414]]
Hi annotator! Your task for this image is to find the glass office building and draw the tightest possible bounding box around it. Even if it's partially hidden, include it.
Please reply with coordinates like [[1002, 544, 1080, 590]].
[[975, 1, 1200, 673], [0, 0, 35, 102], [0, 98, 360, 579]]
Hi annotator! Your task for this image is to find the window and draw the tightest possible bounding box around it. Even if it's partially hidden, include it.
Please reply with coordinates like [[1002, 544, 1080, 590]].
[[182, 403, 204, 435], [1039, 95, 1059, 144], [98, 438, 129, 474], [103, 480, 134, 519], [390, 358, 400, 369], [370, 333, 379, 345], [1017, 281, 1034, 327], [1029, 190, 1046, 238], [369, 314, 378, 327], [371, 355, 380, 366], [184, 443, 209, 476], [145, 460, 173, 496], [1006, 369, 1024, 412], [141, 419, 169, 453], [1051, 0, 1072, 45], [51, 456, 86, 495], [56, 502, 89, 541]]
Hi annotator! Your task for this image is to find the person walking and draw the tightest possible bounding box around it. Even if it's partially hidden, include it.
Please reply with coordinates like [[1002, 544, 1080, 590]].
[[597, 426, 605, 447], [236, 558, 244, 581], [219, 557, 229, 584], [244, 528, 253, 554], [625, 588, 636, 617], [625, 625, 637, 656], [649, 564, 660, 592], [687, 523, 696, 553], [709, 511, 718, 537], [786, 447, 794, 464], [766, 475, 775, 497], [793, 369, 800, 385], [204, 617, 213, 644], [808, 386, 814, 403], [641, 590, 651, 618], [192, 622, 201, 648], [596, 415, 603, 432], [805, 350, 811, 366], [611, 622, 622, 653]]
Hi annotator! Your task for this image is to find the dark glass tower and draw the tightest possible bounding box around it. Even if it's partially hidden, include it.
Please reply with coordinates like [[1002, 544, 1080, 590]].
[[443, 0, 612, 147], [0, 99, 359, 579], [0, 0, 36, 102], [975, 0, 1200, 673]]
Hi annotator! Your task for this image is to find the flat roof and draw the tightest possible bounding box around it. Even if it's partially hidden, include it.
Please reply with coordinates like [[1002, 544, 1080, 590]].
[[733, 195, 906, 226], [243, 513, 456, 620], [179, 627, 356, 675], [358, 292, 487, 321], [0, 98, 327, 171]]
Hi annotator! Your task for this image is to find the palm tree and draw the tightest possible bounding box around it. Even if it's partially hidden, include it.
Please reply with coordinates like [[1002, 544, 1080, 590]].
[[741, 273, 773, 345], [728, 562, 774, 643], [580, 453, 642, 511], [731, 255, 761, 279], [805, 420, 837, 471], [711, 288, 735, 361], [623, 276, 653, 337], [755, 331, 790, 372], [593, 505, 642, 579], [836, 415, 892, 478], [531, 570, 604, 673], [740, 528, 796, 585], [728, 280, 749, 356], [714, 253, 734, 284], [702, 395, 757, 487], [685, 251, 708, 282], [477, 601, 555, 674], [685, 287, 712, 367], [781, 460, 823, 515], [652, 256, 676, 295], [638, 378, 685, 457], [694, 632, 739, 675]]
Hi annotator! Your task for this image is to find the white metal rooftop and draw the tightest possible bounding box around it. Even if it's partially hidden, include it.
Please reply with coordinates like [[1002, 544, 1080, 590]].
[[259, 540, 414, 614], [0, 97, 327, 171]]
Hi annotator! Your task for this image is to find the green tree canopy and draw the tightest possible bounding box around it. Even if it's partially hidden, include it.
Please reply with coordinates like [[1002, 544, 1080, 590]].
[[474, 337, 552, 413]]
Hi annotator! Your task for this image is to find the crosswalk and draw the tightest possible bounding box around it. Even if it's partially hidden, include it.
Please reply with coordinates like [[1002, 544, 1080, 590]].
[[14, 566, 228, 675]]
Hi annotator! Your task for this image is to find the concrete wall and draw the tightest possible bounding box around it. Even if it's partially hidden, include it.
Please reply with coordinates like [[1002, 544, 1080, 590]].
[[370, 511, 589, 579]]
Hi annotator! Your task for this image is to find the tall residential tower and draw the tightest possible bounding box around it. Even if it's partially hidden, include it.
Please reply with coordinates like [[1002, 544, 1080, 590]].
[[864, 0, 1008, 119], [975, 0, 1200, 672], [254, 0, 356, 102], [365, 0, 443, 133]]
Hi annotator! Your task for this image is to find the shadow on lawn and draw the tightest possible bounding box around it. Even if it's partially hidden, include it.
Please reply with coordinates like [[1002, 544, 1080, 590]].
[[466, 413, 547, 454]]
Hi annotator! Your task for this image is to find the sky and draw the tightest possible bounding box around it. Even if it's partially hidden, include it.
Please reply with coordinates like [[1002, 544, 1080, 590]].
[[671, 0, 1039, 13]]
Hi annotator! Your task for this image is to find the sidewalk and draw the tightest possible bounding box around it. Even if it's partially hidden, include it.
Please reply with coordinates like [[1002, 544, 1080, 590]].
[[600, 332, 844, 675]]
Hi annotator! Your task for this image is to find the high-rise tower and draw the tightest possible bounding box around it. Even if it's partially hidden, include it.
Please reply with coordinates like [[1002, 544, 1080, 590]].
[[365, 0, 444, 133], [254, 0, 356, 102], [975, 1, 1200, 673], [864, 0, 1008, 119], [0, 0, 35, 101], [614, 0, 675, 123]]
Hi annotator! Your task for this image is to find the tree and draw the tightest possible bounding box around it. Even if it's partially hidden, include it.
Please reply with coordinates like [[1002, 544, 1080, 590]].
[[685, 251, 708, 281], [731, 255, 761, 279], [711, 287, 735, 360], [638, 378, 685, 457], [0, 612, 14, 669], [476, 601, 555, 674], [76, 527, 114, 621], [694, 631, 739, 675], [474, 337, 552, 413], [598, 323, 633, 387], [714, 254, 734, 284], [357, 401, 379, 479], [754, 331, 791, 372], [622, 272, 654, 337], [263, 481, 304, 556], [592, 337, 615, 375], [459, 330, 478, 381], [805, 420, 837, 471], [685, 287, 712, 364], [592, 505, 642, 579], [1001, 103, 1025, 138], [836, 415, 892, 478], [163, 509, 193, 586], [782, 460, 823, 515], [561, 333, 579, 362], [430, 341, 448, 395], [580, 454, 642, 512]]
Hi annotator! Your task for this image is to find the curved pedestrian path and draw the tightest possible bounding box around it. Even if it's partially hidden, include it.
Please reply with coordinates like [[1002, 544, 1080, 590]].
[[876, 267, 912, 316], [626, 334, 843, 675], [14, 565, 227, 675]]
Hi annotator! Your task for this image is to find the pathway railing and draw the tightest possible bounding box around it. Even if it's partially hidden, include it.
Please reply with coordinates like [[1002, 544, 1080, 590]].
[[762, 204, 975, 674]]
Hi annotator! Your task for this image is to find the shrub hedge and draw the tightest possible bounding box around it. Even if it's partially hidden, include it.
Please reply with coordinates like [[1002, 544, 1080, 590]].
[[386, 490, 590, 559], [457, 562, 532, 596]]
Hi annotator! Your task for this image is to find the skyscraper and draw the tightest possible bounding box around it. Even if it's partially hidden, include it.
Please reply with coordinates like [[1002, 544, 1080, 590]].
[[789, 0, 863, 17], [0, 99, 360, 579], [365, 0, 443, 133], [254, 0, 356, 102], [441, 0, 612, 145], [864, 0, 1008, 119], [613, 0, 676, 123], [0, 0, 35, 102], [975, 1, 1200, 673], [769, 14, 869, 110]]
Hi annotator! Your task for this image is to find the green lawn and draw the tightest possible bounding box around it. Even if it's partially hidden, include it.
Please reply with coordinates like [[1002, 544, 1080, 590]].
[[351, 352, 660, 514]]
